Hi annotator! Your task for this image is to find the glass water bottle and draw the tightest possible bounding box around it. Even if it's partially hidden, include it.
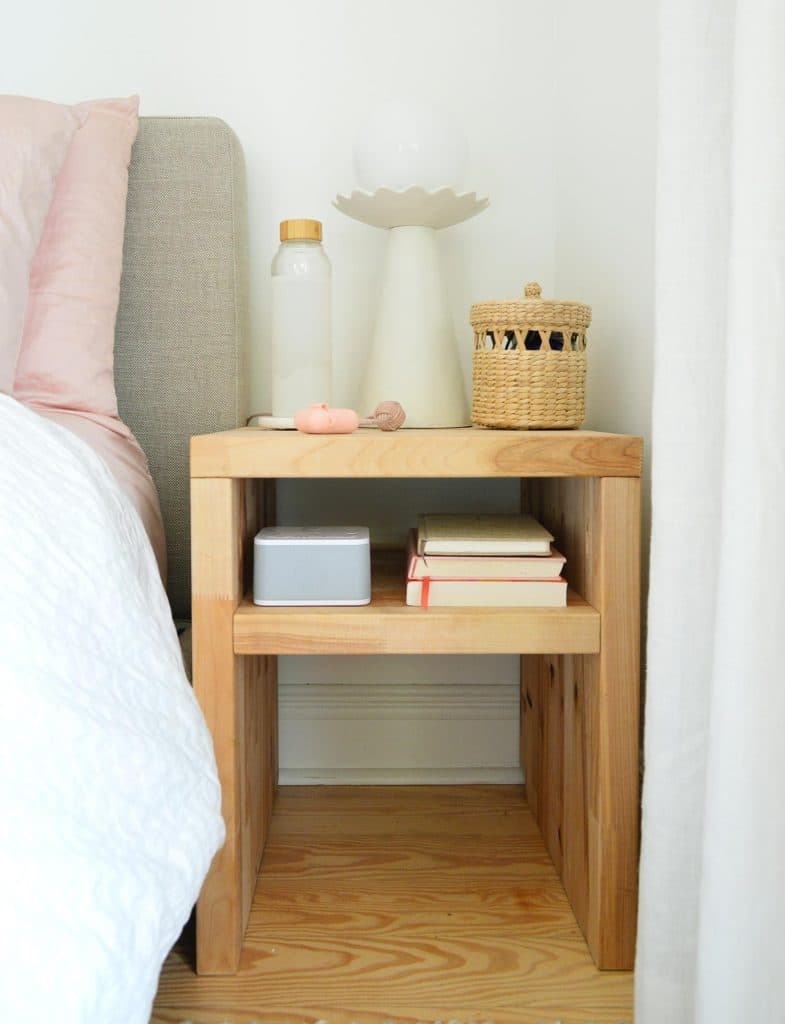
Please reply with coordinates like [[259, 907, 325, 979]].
[[271, 218, 331, 417]]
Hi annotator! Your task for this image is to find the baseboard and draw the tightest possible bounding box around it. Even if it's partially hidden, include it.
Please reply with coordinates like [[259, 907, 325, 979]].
[[279, 766, 525, 785], [279, 677, 522, 782], [280, 681, 519, 719]]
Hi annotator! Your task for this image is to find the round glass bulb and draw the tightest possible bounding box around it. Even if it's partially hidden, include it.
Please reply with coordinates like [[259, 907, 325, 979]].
[[353, 98, 468, 193]]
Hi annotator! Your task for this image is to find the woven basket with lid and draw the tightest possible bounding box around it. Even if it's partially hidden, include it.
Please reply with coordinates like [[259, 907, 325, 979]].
[[471, 282, 591, 429]]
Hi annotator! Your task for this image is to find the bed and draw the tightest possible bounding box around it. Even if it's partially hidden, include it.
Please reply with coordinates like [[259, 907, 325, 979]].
[[0, 116, 248, 1023]]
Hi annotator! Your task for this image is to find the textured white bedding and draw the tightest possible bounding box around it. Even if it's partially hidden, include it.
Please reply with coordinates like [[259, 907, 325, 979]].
[[0, 395, 224, 1022]]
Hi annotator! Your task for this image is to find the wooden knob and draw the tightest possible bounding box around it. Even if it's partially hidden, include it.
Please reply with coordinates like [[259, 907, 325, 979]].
[[524, 282, 542, 299]]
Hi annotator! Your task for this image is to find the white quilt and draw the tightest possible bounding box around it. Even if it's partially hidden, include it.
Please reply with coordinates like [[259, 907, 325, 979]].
[[0, 396, 224, 1022]]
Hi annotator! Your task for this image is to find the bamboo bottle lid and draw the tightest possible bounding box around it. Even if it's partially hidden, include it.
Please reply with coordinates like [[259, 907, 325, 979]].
[[280, 218, 322, 242]]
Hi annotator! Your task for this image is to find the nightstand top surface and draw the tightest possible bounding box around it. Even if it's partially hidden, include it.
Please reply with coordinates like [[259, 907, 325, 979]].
[[191, 427, 642, 479]]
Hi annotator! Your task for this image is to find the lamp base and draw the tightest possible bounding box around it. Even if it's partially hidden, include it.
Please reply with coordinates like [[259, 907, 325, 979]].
[[359, 225, 470, 428]]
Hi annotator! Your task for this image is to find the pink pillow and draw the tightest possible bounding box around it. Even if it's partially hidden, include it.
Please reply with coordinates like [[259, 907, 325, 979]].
[[14, 96, 166, 579], [0, 95, 81, 393], [14, 96, 139, 429]]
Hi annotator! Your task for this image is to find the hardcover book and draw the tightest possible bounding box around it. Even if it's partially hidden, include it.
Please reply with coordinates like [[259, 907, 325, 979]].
[[407, 530, 565, 580], [416, 513, 554, 556], [405, 576, 568, 608]]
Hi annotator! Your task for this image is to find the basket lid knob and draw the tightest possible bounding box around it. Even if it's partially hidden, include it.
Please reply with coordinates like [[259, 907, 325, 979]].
[[524, 281, 542, 299]]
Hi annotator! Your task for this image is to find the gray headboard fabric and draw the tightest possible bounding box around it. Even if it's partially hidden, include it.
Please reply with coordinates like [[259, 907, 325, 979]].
[[115, 117, 249, 620]]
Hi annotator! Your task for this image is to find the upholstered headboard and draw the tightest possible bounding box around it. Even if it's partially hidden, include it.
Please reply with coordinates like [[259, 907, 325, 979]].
[[115, 117, 249, 620]]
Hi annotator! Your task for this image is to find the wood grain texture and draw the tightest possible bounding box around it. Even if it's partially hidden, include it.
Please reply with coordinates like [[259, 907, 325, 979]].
[[191, 427, 643, 479], [562, 653, 590, 933], [191, 477, 245, 974], [520, 655, 542, 825], [190, 432, 641, 978], [240, 645, 277, 929], [520, 655, 564, 875], [590, 477, 641, 968], [542, 655, 564, 876], [152, 786, 633, 1024], [523, 477, 641, 969], [192, 477, 276, 974], [234, 552, 599, 656]]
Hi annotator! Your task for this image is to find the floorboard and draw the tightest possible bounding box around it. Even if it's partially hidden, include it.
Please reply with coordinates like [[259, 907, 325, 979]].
[[152, 785, 633, 1024]]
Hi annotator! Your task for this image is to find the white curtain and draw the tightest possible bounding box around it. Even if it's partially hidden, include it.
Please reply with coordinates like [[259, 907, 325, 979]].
[[636, 0, 785, 1020]]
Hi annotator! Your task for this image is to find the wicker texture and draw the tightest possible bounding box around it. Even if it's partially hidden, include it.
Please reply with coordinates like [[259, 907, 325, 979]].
[[471, 282, 590, 429]]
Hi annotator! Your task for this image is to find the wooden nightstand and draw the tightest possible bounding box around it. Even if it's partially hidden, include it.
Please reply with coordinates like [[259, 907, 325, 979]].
[[190, 427, 642, 975]]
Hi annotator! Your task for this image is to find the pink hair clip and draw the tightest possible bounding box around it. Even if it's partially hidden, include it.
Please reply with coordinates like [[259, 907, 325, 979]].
[[248, 401, 406, 433], [294, 401, 406, 434]]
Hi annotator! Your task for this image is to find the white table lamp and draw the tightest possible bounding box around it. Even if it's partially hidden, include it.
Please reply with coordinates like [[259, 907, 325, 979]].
[[334, 99, 489, 428]]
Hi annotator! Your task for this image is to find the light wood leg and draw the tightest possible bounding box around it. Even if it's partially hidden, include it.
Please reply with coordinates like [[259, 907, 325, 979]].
[[242, 480, 278, 933], [191, 477, 278, 974], [522, 476, 640, 969]]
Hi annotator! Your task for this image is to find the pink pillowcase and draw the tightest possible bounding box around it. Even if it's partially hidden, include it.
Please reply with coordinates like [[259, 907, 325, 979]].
[[0, 95, 81, 393], [11, 95, 167, 580], [14, 96, 139, 430]]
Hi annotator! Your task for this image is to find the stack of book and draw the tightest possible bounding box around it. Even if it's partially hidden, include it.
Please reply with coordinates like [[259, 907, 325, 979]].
[[406, 513, 567, 608]]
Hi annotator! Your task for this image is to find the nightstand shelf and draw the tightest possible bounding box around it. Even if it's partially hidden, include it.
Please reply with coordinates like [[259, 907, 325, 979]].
[[190, 426, 642, 977], [234, 552, 599, 656]]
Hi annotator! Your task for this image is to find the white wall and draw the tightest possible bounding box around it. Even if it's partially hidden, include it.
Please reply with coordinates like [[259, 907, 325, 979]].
[[553, 0, 657, 564], [4, 0, 656, 783]]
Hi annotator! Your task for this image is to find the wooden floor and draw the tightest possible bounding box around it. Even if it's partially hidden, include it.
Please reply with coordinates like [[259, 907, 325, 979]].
[[152, 786, 633, 1024]]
